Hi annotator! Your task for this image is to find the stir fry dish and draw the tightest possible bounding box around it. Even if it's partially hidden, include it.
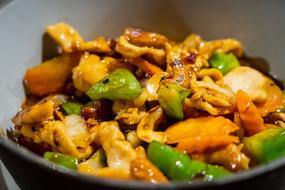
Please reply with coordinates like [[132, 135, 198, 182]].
[[11, 22, 285, 183]]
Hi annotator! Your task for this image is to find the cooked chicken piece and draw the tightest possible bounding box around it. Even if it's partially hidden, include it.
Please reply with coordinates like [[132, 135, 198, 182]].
[[116, 35, 166, 66], [115, 108, 146, 126], [137, 106, 167, 143], [113, 101, 145, 126], [63, 115, 91, 148], [165, 43, 191, 88], [168, 59, 190, 89], [72, 54, 105, 92], [78, 37, 112, 53], [124, 28, 167, 49], [255, 78, 285, 116], [46, 22, 112, 53], [34, 118, 93, 160], [98, 122, 137, 171], [16, 114, 93, 160], [190, 54, 209, 72], [197, 144, 250, 171], [46, 22, 84, 52], [197, 68, 223, 82], [72, 53, 132, 92], [12, 100, 54, 126], [182, 34, 202, 50], [199, 39, 243, 59], [12, 94, 68, 126], [186, 75, 235, 115], [224, 66, 268, 103], [43, 95, 68, 108], [112, 100, 135, 114]]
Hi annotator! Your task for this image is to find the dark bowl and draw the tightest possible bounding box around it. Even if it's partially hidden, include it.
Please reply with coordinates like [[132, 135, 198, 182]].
[[0, 0, 285, 189]]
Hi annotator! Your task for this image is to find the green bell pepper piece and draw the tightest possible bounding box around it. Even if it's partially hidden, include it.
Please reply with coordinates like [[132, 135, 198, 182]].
[[43, 152, 78, 170], [158, 83, 190, 120], [204, 165, 231, 181], [88, 148, 107, 168], [62, 102, 83, 115], [80, 149, 107, 169], [209, 52, 240, 74], [147, 141, 231, 181], [87, 68, 141, 101], [243, 128, 285, 163]]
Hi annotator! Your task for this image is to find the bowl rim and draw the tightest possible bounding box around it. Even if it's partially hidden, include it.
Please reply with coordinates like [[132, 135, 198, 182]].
[[1, 0, 285, 188], [1, 137, 285, 189]]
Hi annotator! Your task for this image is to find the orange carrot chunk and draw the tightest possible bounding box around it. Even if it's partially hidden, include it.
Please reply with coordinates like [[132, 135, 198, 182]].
[[236, 90, 266, 136], [177, 135, 239, 154], [165, 116, 239, 144], [24, 54, 79, 97]]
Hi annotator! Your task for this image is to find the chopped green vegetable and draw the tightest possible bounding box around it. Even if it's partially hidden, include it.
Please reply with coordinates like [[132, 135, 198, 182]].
[[84, 101, 99, 108], [209, 52, 240, 74], [43, 152, 78, 170], [243, 128, 285, 163], [204, 165, 231, 181], [62, 102, 83, 115], [158, 83, 190, 120], [87, 68, 141, 101], [147, 141, 231, 181], [80, 149, 106, 169]]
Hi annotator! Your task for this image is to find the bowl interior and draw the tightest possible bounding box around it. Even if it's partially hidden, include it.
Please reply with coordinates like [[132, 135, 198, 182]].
[[0, 0, 285, 188]]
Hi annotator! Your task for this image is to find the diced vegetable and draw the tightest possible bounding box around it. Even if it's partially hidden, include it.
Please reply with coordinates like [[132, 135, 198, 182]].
[[165, 116, 239, 144], [209, 52, 240, 74], [204, 165, 231, 181], [78, 149, 106, 171], [243, 128, 285, 163], [176, 135, 239, 154], [126, 130, 141, 148], [62, 102, 83, 115], [24, 54, 80, 97], [236, 90, 266, 136], [43, 152, 78, 169], [147, 141, 231, 181], [158, 83, 190, 120], [87, 68, 141, 100]]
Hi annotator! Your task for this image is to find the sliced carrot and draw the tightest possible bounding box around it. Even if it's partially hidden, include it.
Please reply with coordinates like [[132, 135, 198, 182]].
[[165, 116, 239, 144], [256, 78, 285, 117], [236, 90, 266, 136], [176, 135, 239, 154], [24, 53, 80, 96]]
